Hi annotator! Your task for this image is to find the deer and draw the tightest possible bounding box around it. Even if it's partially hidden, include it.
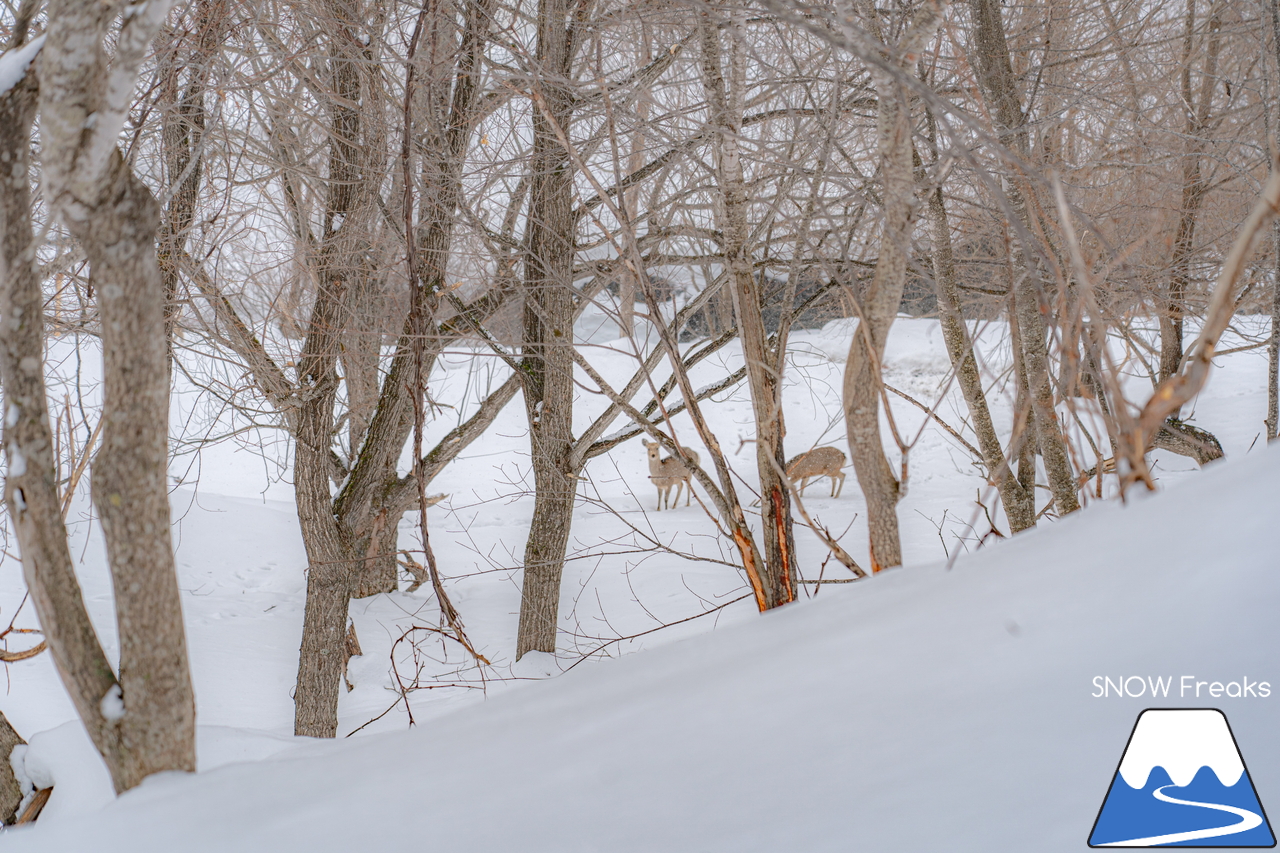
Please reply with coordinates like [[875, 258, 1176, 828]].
[[785, 446, 847, 498], [640, 439, 700, 510]]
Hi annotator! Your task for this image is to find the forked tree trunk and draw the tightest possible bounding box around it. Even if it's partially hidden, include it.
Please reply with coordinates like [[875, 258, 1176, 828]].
[[34, 0, 197, 789], [968, 0, 1079, 516], [1, 45, 123, 790], [923, 175, 1035, 532], [291, 0, 375, 736], [842, 0, 944, 572], [515, 0, 579, 659]]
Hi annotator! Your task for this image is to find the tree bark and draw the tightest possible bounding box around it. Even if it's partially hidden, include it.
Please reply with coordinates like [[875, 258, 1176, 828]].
[[36, 0, 197, 789], [515, 0, 580, 659], [290, 0, 375, 736], [1266, 0, 1280, 441], [0, 711, 22, 824], [1, 43, 122, 794], [156, 0, 229, 352]]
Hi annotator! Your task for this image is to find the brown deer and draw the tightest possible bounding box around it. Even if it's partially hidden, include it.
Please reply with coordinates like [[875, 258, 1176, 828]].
[[786, 447, 847, 497], [641, 439, 700, 510]]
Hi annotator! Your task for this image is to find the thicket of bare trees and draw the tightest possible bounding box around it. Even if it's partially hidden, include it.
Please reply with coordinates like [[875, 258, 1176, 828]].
[[2, 0, 1280, 785]]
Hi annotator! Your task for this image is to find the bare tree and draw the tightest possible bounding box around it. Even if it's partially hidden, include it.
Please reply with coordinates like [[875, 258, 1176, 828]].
[[514, 0, 584, 659], [839, 0, 945, 571], [697, 2, 796, 604], [2, 0, 197, 791], [965, 0, 1080, 517]]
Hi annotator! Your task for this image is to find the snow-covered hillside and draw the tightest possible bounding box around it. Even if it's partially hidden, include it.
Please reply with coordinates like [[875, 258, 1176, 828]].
[[6, 410, 1280, 851], [2, 316, 1278, 850]]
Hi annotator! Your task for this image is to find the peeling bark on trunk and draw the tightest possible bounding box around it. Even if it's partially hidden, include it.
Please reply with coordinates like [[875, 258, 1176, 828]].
[[698, 8, 794, 606]]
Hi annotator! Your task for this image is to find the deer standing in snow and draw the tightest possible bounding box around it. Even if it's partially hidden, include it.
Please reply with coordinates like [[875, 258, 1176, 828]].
[[786, 447, 847, 497], [641, 439, 700, 510]]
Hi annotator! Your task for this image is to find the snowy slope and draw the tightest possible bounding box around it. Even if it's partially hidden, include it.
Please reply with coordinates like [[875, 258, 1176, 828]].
[[6, 438, 1279, 851]]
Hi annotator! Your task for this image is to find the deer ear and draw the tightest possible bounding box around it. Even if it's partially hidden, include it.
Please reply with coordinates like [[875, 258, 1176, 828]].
[[641, 439, 651, 447]]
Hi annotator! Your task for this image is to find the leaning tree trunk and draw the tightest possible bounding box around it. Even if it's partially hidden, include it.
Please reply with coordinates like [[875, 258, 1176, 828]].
[[967, 0, 1079, 516], [515, 0, 579, 659], [698, 6, 794, 606], [1, 39, 125, 791], [36, 0, 197, 789]]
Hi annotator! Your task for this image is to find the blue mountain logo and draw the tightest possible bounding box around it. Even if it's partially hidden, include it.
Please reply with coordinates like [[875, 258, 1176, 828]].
[[1089, 709, 1275, 847]]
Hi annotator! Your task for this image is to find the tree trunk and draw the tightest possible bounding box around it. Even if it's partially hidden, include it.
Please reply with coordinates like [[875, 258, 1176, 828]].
[[156, 0, 229, 352], [1160, 0, 1222, 388], [38, 0, 197, 789], [1006, 285, 1040, 504], [1267, 0, 1280, 440], [968, 0, 1080, 516], [842, 0, 944, 571], [698, 7, 794, 606], [290, 0, 374, 735], [1269, 220, 1280, 441], [515, 0, 579, 659], [0, 49, 123, 791], [0, 711, 22, 824], [923, 174, 1035, 532]]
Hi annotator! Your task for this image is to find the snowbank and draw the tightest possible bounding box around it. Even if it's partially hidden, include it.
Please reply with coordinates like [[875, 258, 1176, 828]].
[[6, 442, 1279, 851]]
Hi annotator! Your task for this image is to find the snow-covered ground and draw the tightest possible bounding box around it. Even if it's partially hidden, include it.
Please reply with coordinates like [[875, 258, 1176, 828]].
[[2, 315, 1277, 850]]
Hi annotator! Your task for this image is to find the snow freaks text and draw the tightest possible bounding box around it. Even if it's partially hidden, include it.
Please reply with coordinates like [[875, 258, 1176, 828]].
[[1092, 676, 1272, 699]]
